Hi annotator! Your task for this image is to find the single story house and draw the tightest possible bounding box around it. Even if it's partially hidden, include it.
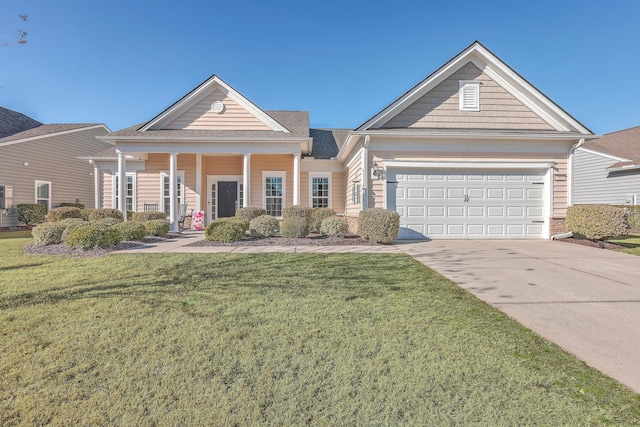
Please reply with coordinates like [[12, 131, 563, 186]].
[[89, 41, 595, 239], [573, 126, 640, 206], [0, 107, 112, 227]]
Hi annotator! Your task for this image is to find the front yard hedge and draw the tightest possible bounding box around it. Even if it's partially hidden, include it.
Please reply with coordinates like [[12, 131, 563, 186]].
[[59, 202, 85, 209], [205, 218, 247, 243], [320, 216, 349, 237], [47, 207, 84, 222], [114, 221, 147, 241], [17, 204, 46, 225], [236, 207, 267, 223], [249, 215, 279, 237], [66, 222, 123, 249], [143, 219, 170, 237], [280, 217, 309, 238], [31, 222, 65, 245], [88, 208, 124, 222], [132, 211, 167, 222], [283, 205, 313, 226], [311, 208, 336, 232], [565, 204, 629, 241], [358, 208, 400, 244]]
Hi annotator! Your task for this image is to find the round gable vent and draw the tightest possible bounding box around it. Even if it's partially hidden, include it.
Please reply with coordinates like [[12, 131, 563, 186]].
[[211, 100, 225, 114]]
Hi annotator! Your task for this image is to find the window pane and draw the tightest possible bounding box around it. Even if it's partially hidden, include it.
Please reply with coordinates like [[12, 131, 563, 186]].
[[37, 183, 49, 199]]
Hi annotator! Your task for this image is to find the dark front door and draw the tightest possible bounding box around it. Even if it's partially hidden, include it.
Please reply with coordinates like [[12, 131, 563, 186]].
[[218, 181, 237, 218]]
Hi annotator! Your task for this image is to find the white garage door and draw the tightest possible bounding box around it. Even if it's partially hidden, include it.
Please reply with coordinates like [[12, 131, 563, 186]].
[[388, 169, 546, 239]]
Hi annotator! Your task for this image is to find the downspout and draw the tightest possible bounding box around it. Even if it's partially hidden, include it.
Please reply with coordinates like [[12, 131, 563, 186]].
[[567, 138, 585, 207], [362, 135, 370, 209]]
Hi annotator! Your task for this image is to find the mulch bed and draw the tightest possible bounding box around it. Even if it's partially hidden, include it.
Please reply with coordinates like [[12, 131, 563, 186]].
[[555, 237, 626, 250], [185, 233, 380, 247]]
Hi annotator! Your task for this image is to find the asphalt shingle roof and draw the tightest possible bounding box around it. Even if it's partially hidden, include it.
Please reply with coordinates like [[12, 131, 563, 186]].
[[0, 107, 42, 138], [0, 123, 103, 144], [309, 129, 350, 159], [582, 126, 640, 167]]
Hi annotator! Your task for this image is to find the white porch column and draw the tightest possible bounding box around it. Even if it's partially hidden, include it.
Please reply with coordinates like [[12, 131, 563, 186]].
[[293, 153, 300, 206], [243, 154, 251, 208], [169, 152, 178, 232], [92, 162, 100, 209], [117, 150, 126, 219], [195, 154, 202, 211]]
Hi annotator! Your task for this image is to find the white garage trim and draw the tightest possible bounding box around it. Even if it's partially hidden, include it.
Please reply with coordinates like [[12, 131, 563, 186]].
[[383, 161, 555, 170]]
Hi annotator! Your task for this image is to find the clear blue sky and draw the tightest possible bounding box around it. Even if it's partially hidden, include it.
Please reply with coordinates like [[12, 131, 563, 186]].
[[2, 0, 639, 135]]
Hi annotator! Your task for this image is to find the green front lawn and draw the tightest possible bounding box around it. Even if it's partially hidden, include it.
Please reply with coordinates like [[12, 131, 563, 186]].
[[609, 234, 640, 256], [1, 237, 639, 425]]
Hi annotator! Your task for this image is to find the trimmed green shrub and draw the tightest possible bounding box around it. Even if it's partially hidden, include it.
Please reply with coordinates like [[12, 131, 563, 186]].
[[280, 217, 309, 238], [126, 210, 134, 221], [320, 216, 349, 237], [80, 209, 93, 221], [17, 204, 46, 225], [144, 219, 170, 237], [47, 206, 83, 222], [282, 206, 313, 226], [249, 215, 279, 237], [89, 208, 124, 222], [31, 222, 65, 245], [66, 222, 123, 249], [625, 206, 640, 231], [236, 207, 267, 223], [132, 211, 167, 222], [225, 217, 249, 233], [310, 207, 336, 232], [205, 218, 247, 243], [60, 219, 88, 242], [59, 202, 85, 209], [99, 217, 123, 226], [566, 205, 629, 241], [358, 208, 400, 244], [114, 221, 147, 241]]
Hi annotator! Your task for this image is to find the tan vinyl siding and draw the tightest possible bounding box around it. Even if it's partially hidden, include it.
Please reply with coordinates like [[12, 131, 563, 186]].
[[345, 154, 363, 216], [133, 154, 197, 213], [370, 155, 385, 208], [103, 171, 113, 209], [0, 127, 111, 227], [332, 171, 346, 215], [383, 62, 553, 130], [299, 171, 309, 207], [203, 156, 243, 176], [164, 89, 272, 131], [249, 154, 294, 210]]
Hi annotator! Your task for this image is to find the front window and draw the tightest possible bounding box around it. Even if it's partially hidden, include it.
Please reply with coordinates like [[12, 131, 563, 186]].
[[114, 174, 135, 212], [310, 175, 330, 208], [35, 180, 51, 213], [161, 171, 184, 216], [263, 172, 285, 217]]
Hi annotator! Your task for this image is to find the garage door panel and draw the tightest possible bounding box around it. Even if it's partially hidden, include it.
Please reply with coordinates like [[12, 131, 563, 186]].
[[393, 168, 546, 239]]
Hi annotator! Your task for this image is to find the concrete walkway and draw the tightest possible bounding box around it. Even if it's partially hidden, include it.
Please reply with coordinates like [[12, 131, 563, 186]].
[[117, 233, 640, 393], [395, 239, 640, 394]]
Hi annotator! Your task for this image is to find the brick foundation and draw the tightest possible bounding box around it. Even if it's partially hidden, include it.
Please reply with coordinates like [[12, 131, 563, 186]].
[[549, 216, 566, 236]]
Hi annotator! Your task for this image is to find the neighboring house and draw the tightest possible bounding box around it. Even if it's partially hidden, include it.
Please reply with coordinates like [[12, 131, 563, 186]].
[[88, 41, 594, 239], [573, 126, 640, 206], [0, 107, 112, 227]]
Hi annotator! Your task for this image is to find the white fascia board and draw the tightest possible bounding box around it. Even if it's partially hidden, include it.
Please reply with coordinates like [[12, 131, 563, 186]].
[[607, 164, 640, 172], [383, 160, 555, 170], [115, 141, 302, 155], [577, 147, 630, 162], [0, 124, 110, 147], [300, 158, 344, 172], [350, 129, 590, 141], [140, 76, 290, 133], [346, 147, 365, 169], [336, 133, 362, 163], [92, 160, 146, 172]]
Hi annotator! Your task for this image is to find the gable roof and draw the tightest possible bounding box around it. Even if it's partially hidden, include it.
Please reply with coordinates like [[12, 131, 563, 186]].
[[581, 126, 640, 170], [0, 107, 42, 138], [0, 123, 109, 147], [309, 129, 349, 159], [356, 41, 592, 135], [139, 75, 291, 133]]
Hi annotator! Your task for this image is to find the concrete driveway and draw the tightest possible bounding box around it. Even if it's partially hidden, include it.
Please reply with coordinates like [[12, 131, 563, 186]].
[[396, 239, 640, 394]]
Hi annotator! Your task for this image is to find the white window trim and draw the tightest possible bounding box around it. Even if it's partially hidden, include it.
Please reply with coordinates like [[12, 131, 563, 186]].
[[112, 172, 137, 212], [459, 80, 480, 111], [262, 171, 286, 217], [308, 172, 331, 208], [160, 170, 185, 215], [35, 180, 51, 212]]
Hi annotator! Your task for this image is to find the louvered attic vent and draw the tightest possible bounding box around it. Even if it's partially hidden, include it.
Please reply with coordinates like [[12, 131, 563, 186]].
[[459, 81, 480, 111]]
